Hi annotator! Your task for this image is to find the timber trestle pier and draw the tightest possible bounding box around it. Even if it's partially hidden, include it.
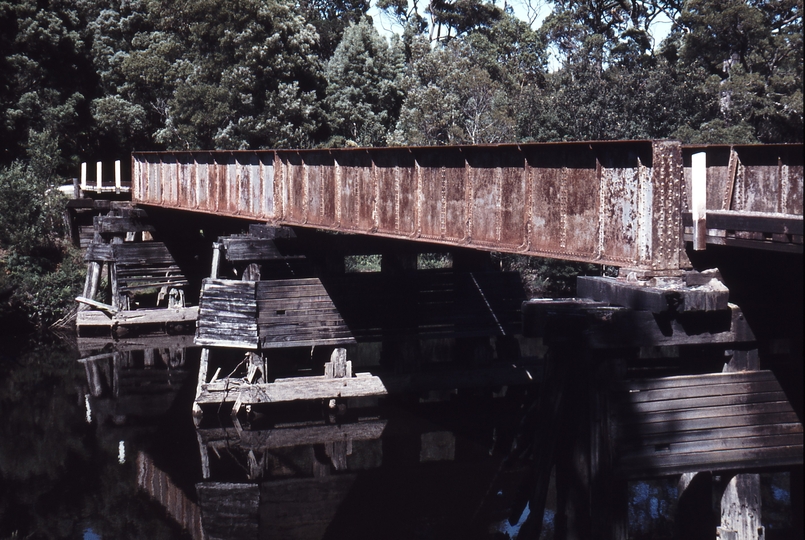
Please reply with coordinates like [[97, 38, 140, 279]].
[[70, 140, 802, 538]]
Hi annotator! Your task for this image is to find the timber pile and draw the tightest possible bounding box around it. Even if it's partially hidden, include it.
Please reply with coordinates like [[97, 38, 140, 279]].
[[75, 204, 197, 334], [610, 370, 803, 478], [196, 270, 524, 349], [65, 199, 112, 250], [194, 226, 530, 415], [196, 279, 259, 348], [195, 278, 353, 349]]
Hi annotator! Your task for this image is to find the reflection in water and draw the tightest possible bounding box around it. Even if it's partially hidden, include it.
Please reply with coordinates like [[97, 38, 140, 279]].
[[0, 337, 192, 539], [192, 392, 538, 539], [0, 336, 796, 539]]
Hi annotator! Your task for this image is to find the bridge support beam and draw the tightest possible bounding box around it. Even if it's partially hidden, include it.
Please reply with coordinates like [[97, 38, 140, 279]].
[[522, 271, 802, 539]]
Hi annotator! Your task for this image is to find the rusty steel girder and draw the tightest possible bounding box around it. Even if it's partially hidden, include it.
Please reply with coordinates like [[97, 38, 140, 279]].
[[131, 141, 798, 274], [681, 144, 803, 215]]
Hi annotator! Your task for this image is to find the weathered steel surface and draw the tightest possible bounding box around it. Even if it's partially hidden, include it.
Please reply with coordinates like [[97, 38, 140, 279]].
[[682, 144, 803, 214], [131, 141, 802, 272], [680, 144, 804, 252], [133, 141, 682, 272]]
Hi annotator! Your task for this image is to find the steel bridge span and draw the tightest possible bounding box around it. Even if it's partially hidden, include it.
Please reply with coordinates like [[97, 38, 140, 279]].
[[131, 140, 802, 274]]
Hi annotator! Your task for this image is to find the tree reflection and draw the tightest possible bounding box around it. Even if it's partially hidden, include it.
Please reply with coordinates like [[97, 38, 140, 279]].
[[0, 338, 189, 539]]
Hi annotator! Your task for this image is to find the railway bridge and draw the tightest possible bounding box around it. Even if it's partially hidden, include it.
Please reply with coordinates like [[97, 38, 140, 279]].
[[73, 140, 802, 539]]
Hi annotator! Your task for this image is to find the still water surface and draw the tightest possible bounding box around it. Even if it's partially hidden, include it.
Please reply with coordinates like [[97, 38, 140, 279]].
[[0, 335, 793, 540]]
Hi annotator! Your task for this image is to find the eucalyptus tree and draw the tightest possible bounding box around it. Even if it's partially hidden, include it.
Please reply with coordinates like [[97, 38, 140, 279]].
[[672, 0, 803, 142], [325, 17, 405, 146], [300, 0, 371, 58], [391, 35, 517, 145]]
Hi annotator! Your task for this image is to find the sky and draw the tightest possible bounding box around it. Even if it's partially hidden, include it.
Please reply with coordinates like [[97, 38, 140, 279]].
[[367, 0, 674, 69]]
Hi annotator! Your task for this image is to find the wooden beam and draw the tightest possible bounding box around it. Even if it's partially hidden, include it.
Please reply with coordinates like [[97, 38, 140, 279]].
[[198, 419, 387, 450], [76, 296, 118, 315], [76, 306, 198, 327], [193, 348, 210, 420], [576, 275, 729, 313], [523, 300, 755, 348], [195, 361, 542, 407], [683, 210, 803, 236], [196, 373, 388, 405], [719, 474, 763, 540]]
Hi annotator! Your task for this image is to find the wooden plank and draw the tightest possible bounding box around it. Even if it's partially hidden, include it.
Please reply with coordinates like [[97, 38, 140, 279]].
[[195, 337, 257, 350], [682, 210, 803, 235], [618, 392, 789, 416], [260, 337, 356, 348], [613, 370, 773, 392], [199, 419, 386, 450], [620, 408, 800, 436], [621, 433, 803, 460], [119, 281, 188, 292], [115, 264, 183, 274], [111, 242, 177, 265], [97, 216, 155, 234], [258, 309, 344, 322], [615, 378, 784, 404], [619, 400, 794, 427], [619, 422, 804, 449], [76, 296, 118, 314], [84, 243, 114, 262], [113, 306, 198, 324], [257, 295, 340, 309], [222, 237, 282, 261], [617, 445, 803, 478], [77, 306, 198, 327], [197, 373, 388, 404]]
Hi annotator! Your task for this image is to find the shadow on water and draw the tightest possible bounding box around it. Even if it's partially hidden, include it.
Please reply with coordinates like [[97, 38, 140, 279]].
[[0, 333, 796, 540]]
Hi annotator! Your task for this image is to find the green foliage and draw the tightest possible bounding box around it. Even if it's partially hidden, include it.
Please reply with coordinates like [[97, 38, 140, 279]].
[[325, 17, 405, 146], [673, 0, 803, 142], [391, 36, 517, 145], [0, 0, 95, 167], [427, 0, 503, 41], [344, 254, 381, 272], [493, 253, 602, 297], [0, 133, 85, 329], [1, 0, 798, 165], [0, 141, 64, 254], [3, 245, 85, 329], [300, 0, 371, 58]]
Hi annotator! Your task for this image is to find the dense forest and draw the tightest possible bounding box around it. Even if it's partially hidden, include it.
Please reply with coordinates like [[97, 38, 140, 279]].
[[0, 0, 802, 328]]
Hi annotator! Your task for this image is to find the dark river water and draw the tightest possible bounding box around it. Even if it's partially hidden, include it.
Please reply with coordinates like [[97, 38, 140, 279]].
[[0, 334, 794, 540]]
